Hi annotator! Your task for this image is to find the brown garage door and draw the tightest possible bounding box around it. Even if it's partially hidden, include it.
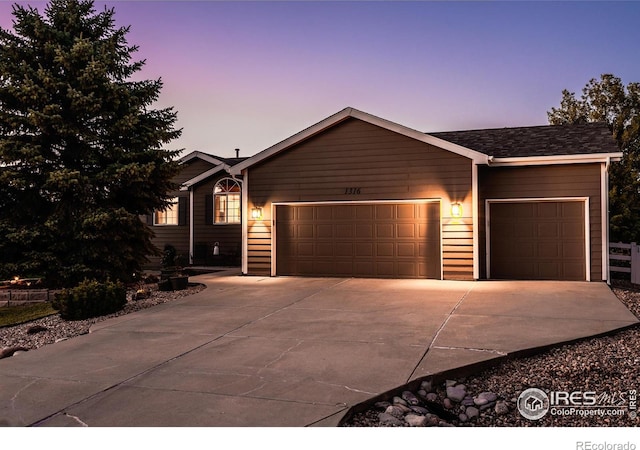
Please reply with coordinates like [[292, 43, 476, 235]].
[[276, 202, 441, 279], [489, 201, 586, 280]]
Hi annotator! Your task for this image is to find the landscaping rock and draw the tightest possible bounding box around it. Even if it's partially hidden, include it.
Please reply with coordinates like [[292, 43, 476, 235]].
[[426, 392, 438, 402], [405, 414, 428, 427], [26, 325, 48, 334], [421, 380, 433, 393], [374, 401, 391, 411], [466, 406, 479, 419], [392, 396, 408, 406], [410, 406, 430, 415], [495, 400, 510, 416], [443, 398, 453, 409], [446, 385, 467, 402], [385, 405, 406, 419], [0, 346, 29, 359], [378, 412, 404, 426], [402, 390, 420, 405]]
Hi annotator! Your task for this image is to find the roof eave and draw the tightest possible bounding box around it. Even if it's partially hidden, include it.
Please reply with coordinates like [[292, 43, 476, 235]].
[[488, 152, 623, 167], [180, 150, 226, 166], [179, 163, 229, 191]]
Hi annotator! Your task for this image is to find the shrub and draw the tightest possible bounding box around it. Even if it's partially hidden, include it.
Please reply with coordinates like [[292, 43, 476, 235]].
[[52, 279, 126, 320]]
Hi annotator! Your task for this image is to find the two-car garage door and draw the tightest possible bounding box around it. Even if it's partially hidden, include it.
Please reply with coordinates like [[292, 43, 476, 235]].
[[275, 202, 441, 279], [488, 200, 587, 281]]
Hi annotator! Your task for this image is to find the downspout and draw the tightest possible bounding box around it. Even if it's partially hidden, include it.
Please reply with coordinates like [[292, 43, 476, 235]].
[[189, 186, 194, 265], [603, 157, 611, 284]]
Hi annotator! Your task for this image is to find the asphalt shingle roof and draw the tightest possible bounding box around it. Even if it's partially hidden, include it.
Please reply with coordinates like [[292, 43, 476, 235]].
[[429, 122, 619, 158]]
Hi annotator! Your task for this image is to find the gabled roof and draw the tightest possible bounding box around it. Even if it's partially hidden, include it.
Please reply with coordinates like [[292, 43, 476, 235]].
[[430, 122, 620, 158], [178, 151, 248, 191], [230, 107, 491, 174], [180, 150, 226, 166], [230, 108, 623, 174]]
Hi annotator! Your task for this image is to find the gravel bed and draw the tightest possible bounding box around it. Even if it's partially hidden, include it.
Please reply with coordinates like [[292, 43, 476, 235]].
[[343, 282, 640, 427], [0, 283, 205, 355]]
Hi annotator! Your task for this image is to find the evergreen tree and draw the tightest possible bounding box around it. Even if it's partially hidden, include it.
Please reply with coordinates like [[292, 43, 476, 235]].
[[0, 0, 181, 287], [548, 74, 640, 243]]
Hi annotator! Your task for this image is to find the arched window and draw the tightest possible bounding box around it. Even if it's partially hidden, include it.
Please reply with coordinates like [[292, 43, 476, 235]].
[[213, 178, 241, 224]]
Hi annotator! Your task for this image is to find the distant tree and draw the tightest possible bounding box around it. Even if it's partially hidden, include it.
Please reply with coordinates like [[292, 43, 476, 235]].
[[0, 0, 182, 287], [548, 74, 640, 243]]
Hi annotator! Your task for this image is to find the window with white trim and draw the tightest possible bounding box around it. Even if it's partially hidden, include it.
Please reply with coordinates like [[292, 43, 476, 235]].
[[154, 197, 179, 225], [214, 178, 241, 224]]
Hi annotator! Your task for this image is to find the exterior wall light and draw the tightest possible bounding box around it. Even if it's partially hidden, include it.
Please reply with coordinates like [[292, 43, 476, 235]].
[[451, 202, 463, 218], [251, 206, 263, 220]]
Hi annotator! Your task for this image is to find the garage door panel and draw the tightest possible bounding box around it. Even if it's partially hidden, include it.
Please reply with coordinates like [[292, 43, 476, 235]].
[[375, 224, 394, 238], [298, 224, 314, 238], [375, 205, 394, 220], [276, 202, 441, 279], [397, 204, 415, 219], [355, 205, 373, 219], [397, 223, 416, 238], [355, 243, 373, 257], [490, 201, 585, 281], [376, 243, 394, 257], [317, 224, 333, 238], [316, 243, 334, 257], [398, 243, 416, 257], [355, 224, 373, 238], [336, 224, 353, 238], [336, 243, 354, 256]]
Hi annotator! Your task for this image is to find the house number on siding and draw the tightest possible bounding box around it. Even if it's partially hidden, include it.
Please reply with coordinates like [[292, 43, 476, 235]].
[[344, 187, 362, 195]]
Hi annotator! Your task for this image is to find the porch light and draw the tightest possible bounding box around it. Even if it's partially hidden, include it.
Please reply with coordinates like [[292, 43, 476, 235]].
[[451, 202, 463, 218], [251, 206, 263, 220]]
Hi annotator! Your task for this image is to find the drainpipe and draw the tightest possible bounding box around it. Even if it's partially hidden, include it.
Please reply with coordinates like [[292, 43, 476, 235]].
[[189, 187, 194, 265]]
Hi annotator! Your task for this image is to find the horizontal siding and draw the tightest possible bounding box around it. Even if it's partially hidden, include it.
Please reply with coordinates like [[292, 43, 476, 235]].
[[479, 163, 603, 281], [147, 161, 241, 269], [247, 118, 474, 279], [192, 176, 242, 264], [148, 191, 190, 268]]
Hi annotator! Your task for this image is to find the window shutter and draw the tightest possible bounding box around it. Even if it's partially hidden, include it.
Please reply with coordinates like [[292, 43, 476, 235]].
[[145, 214, 153, 225], [178, 197, 187, 226], [205, 194, 213, 224]]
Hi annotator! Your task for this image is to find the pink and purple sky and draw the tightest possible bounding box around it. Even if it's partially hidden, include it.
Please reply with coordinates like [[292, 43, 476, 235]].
[[1, 0, 639, 159]]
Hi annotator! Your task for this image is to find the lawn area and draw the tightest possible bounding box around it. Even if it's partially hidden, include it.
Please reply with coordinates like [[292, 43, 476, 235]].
[[0, 302, 58, 327]]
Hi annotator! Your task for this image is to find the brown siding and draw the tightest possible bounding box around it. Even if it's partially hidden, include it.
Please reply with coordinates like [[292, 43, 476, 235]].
[[192, 175, 242, 265], [147, 191, 190, 268], [479, 163, 603, 281], [246, 118, 474, 280], [147, 158, 241, 268]]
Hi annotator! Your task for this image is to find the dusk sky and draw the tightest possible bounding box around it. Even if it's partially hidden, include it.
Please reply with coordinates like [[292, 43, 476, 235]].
[[1, 0, 639, 159]]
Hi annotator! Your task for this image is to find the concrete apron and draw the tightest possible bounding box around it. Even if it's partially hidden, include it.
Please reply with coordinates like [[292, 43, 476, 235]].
[[0, 274, 637, 427]]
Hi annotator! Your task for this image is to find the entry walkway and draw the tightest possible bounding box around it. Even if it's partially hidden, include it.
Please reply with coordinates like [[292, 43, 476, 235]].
[[1, 273, 637, 426]]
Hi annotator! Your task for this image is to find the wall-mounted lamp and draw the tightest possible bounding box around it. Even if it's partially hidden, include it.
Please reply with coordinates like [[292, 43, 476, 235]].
[[451, 202, 463, 218], [251, 206, 263, 220]]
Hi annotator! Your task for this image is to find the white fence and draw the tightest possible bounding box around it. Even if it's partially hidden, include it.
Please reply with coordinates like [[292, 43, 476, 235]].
[[609, 242, 640, 284]]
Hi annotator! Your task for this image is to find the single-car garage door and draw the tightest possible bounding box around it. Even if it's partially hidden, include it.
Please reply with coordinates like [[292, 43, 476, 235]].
[[275, 202, 441, 279], [488, 200, 586, 280]]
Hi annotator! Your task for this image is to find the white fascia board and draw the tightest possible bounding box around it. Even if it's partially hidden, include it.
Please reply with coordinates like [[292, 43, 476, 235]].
[[489, 152, 623, 167], [230, 107, 490, 175], [180, 151, 226, 166], [179, 163, 228, 191]]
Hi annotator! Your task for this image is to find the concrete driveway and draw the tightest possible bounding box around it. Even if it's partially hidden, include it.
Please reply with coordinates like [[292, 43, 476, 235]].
[[1, 272, 637, 427]]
